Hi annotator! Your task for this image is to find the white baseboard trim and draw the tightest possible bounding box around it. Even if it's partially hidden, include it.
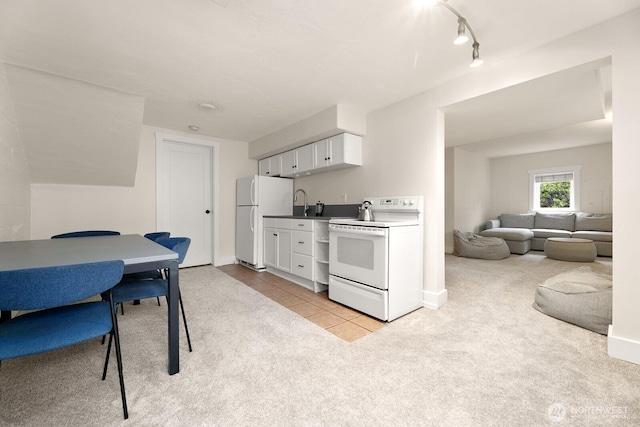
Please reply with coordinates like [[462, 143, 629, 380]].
[[423, 288, 448, 310], [608, 325, 640, 365], [215, 256, 237, 267]]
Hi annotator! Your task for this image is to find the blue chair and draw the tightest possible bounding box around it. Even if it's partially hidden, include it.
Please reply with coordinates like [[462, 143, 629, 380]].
[[0, 261, 129, 419], [51, 230, 120, 239], [144, 231, 170, 242], [106, 237, 192, 353]]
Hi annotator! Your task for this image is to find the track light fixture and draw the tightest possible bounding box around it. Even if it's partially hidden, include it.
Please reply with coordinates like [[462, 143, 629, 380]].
[[424, 0, 483, 67]]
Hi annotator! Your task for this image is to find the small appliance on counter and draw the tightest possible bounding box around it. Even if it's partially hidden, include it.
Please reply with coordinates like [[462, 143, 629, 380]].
[[357, 200, 374, 221], [315, 201, 324, 216]]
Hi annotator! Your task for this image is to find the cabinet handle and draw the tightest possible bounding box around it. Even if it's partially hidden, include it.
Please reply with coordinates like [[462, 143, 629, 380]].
[[273, 233, 278, 237], [297, 264, 304, 268], [298, 241, 304, 244]]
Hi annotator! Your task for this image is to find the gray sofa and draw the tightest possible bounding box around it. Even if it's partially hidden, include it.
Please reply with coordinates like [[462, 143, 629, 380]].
[[479, 212, 612, 256]]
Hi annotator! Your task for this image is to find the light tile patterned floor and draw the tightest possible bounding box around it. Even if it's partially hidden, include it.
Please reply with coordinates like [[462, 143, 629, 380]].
[[217, 264, 385, 342]]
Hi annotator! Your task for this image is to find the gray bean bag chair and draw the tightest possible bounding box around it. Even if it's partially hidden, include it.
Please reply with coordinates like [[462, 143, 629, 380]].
[[452, 229, 510, 260], [533, 266, 612, 335]]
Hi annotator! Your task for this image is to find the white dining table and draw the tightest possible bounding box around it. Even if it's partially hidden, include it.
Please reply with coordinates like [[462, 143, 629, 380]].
[[0, 234, 181, 375]]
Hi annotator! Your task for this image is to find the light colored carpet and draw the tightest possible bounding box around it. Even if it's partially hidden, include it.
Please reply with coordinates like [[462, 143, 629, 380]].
[[1, 253, 638, 426]]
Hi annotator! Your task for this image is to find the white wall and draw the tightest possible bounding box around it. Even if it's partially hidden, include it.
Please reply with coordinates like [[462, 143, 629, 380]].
[[31, 125, 256, 265], [251, 9, 640, 364], [489, 143, 612, 218], [449, 147, 491, 252], [0, 62, 30, 241]]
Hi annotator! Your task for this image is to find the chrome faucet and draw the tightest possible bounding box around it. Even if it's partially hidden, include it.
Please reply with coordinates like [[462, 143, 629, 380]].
[[294, 189, 309, 216]]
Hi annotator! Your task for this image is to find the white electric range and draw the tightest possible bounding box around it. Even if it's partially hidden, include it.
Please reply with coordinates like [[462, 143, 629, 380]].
[[328, 196, 424, 321]]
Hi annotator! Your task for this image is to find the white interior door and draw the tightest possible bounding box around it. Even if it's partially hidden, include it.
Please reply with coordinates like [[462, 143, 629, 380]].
[[157, 135, 216, 267]]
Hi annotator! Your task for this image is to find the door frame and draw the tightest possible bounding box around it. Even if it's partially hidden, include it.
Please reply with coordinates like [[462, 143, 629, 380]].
[[155, 132, 220, 266]]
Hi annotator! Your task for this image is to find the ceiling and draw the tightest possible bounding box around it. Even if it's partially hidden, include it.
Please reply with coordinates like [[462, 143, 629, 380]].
[[1, 0, 638, 185]]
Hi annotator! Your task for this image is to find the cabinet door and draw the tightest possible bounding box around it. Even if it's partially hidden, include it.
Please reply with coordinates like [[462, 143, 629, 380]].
[[259, 158, 271, 176], [327, 134, 345, 166], [276, 229, 292, 273], [270, 154, 282, 176], [313, 138, 329, 169], [281, 151, 297, 177], [296, 144, 314, 175], [263, 227, 277, 267]]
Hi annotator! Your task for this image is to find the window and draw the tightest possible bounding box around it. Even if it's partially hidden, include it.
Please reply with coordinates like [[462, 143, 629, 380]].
[[529, 166, 581, 212]]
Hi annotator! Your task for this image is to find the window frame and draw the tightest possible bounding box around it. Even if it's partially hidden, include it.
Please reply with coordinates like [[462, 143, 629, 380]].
[[528, 166, 582, 212]]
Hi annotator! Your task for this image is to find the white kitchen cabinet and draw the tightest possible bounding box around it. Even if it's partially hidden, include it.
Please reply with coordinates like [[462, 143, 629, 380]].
[[281, 143, 315, 177], [313, 133, 362, 170], [263, 218, 291, 273], [263, 217, 327, 293], [258, 154, 283, 177]]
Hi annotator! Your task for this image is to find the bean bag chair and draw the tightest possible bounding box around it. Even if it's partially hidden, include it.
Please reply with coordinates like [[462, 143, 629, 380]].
[[452, 229, 510, 260], [532, 266, 612, 335]]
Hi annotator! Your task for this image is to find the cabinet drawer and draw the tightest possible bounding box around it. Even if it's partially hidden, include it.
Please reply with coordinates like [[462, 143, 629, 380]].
[[292, 253, 313, 280], [291, 220, 313, 231], [276, 218, 291, 229], [264, 217, 278, 228], [292, 231, 313, 256]]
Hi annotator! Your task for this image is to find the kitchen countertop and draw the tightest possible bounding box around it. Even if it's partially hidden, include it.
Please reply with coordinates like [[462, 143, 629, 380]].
[[263, 215, 355, 220]]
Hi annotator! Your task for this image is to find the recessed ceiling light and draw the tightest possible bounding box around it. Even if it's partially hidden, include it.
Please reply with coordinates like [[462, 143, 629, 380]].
[[188, 125, 200, 132]]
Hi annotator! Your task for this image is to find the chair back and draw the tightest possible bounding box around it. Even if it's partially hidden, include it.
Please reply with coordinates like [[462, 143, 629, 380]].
[[155, 237, 191, 265], [0, 260, 124, 311], [51, 230, 121, 239], [144, 232, 170, 241]]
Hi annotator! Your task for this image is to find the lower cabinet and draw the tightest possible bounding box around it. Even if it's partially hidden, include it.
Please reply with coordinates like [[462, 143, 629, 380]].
[[264, 219, 291, 273], [263, 217, 328, 293]]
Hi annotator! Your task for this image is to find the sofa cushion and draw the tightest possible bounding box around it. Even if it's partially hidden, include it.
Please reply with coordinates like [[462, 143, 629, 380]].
[[480, 228, 534, 242], [499, 213, 535, 229], [571, 231, 613, 242], [532, 229, 572, 239], [534, 212, 576, 231], [575, 213, 612, 232]]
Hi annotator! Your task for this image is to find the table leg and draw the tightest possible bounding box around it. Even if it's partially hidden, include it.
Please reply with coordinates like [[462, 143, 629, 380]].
[[167, 260, 180, 375], [1, 310, 11, 324]]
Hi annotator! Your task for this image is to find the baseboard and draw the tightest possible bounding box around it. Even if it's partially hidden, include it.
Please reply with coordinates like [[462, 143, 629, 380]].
[[214, 256, 237, 267], [423, 288, 448, 310], [608, 325, 640, 365]]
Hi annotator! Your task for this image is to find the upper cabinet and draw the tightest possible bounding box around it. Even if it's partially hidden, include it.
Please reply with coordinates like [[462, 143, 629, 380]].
[[281, 144, 314, 177], [313, 133, 362, 170], [260, 133, 362, 178], [258, 154, 282, 177]]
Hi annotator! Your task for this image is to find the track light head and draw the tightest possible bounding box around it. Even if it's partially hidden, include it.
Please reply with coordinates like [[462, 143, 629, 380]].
[[470, 42, 483, 67], [453, 17, 469, 45]]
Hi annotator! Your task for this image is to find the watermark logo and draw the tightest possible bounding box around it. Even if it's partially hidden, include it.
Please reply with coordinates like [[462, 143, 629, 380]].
[[547, 403, 567, 422], [547, 402, 629, 422]]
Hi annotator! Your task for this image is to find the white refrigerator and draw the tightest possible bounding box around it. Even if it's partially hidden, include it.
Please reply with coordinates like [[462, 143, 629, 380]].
[[236, 175, 293, 269]]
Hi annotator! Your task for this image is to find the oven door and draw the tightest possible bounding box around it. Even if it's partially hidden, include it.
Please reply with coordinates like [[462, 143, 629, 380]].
[[329, 224, 388, 290]]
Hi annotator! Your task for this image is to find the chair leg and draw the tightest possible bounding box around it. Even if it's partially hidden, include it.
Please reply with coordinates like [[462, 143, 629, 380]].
[[102, 333, 113, 380], [156, 297, 161, 306], [179, 292, 192, 352], [165, 291, 193, 352], [108, 293, 128, 420]]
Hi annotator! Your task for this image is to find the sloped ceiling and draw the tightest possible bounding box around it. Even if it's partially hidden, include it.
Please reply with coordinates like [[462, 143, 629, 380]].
[[1, 0, 638, 185], [5, 65, 143, 185]]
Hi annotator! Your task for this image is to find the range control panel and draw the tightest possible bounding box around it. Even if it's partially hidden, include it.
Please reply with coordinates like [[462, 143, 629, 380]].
[[364, 196, 424, 212]]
